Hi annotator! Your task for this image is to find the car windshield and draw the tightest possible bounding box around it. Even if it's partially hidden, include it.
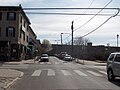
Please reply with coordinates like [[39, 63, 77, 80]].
[[66, 55, 70, 57], [41, 54, 48, 57]]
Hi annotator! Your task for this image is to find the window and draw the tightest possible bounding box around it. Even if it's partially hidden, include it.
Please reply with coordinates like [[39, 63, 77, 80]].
[[6, 27, 15, 37], [20, 25, 22, 38], [0, 28, 1, 37], [23, 32, 25, 40], [114, 54, 120, 62], [7, 12, 16, 20], [26, 36, 29, 42], [24, 21, 25, 27], [0, 12, 2, 20], [20, 16, 22, 23], [108, 54, 114, 61]]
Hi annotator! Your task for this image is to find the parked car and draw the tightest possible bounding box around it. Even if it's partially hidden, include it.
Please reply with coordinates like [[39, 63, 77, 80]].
[[107, 52, 120, 81], [64, 55, 72, 61], [58, 52, 67, 59], [40, 54, 49, 62]]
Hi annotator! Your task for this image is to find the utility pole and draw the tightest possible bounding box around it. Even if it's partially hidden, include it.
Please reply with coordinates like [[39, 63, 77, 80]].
[[71, 21, 74, 57], [117, 34, 119, 47], [61, 33, 63, 45]]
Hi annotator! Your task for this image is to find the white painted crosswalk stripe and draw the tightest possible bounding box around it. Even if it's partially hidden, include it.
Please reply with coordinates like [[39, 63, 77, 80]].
[[39, 62, 44, 64], [99, 71, 107, 75], [47, 69, 55, 76], [47, 62, 51, 64], [74, 70, 87, 76], [31, 70, 41, 76], [87, 70, 103, 76], [61, 70, 72, 76], [31, 69, 106, 77], [54, 62, 59, 64]]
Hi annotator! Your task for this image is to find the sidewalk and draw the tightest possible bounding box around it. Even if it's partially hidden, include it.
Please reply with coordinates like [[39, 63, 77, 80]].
[[0, 59, 39, 90], [0, 69, 23, 90], [75, 59, 107, 66], [0, 59, 35, 90], [3, 59, 38, 65]]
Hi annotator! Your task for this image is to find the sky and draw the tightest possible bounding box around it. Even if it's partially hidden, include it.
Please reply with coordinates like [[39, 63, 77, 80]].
[[0, 0, 120, 46]]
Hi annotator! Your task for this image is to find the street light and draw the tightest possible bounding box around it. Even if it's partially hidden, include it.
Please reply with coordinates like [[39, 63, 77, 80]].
[[61, 33, 70, 45], [61, 33, 63, 45], [71, 21, 74, 57]]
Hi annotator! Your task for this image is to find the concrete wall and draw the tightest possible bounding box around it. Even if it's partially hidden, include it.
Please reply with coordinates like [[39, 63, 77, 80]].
[[49, 44, 120, 61]]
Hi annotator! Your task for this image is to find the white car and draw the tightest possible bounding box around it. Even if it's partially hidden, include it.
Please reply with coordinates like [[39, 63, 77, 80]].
[[64, 55, 72, 61], [40, 54, 49, 62], [107, 52, 120, 81]]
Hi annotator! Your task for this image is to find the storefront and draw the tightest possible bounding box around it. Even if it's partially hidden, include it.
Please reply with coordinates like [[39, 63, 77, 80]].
[[0, 41, 9, 60]]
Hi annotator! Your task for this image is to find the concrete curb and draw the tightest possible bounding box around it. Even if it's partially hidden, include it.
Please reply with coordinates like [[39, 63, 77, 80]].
[[75, 59, 106, 66], [2, 72, 24, 90]]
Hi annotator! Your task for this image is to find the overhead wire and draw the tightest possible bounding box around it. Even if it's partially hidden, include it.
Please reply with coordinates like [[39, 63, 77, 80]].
[[26, 12, 119, 16], [80, 8, 120, 38], [62, 0, 95, 43], [74, 0, 95, 21], [24, 7, 118, 10], [64, 0, 112, 44], [74, 0, 112, 32], [23, 0, 117, 44]]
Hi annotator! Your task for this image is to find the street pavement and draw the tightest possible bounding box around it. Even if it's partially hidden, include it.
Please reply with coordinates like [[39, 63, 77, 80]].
[[0, 58, 107, 90], [0, 59, 35, 90]]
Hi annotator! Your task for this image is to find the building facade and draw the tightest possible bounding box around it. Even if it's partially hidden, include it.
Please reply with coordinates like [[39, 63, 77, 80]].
[[0, 5, 38, 60]]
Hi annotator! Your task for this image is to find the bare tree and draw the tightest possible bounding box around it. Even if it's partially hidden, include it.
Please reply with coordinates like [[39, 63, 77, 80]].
[[74, 37, 90, 46], [41, 39, 53, 53]]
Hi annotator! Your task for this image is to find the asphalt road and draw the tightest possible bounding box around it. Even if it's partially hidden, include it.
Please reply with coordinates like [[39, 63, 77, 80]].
[[3, 57, 120, 90]]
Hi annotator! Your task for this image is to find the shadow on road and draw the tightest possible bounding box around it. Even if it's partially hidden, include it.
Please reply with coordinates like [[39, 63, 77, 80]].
[[111, 78, 120, 87]]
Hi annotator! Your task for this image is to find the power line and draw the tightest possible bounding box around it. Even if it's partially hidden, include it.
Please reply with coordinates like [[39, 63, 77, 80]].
[[26, 12, 120, 16], [23, 7, 118, 10], [80, 9, 120, 38], [74, 0, 112, 32], [74, 0, 95, 21]]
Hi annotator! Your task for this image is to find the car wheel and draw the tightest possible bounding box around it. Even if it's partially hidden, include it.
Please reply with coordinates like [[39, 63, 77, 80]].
[[107, 69, 115, 81]]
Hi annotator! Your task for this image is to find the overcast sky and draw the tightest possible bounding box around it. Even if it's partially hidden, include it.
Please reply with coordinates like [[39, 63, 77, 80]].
[[0, 0, 120, 46]]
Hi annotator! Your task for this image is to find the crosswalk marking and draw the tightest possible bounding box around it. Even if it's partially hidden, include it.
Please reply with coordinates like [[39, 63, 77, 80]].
[[47, 69, 55, 76], [87, 70, 103, 76], [74, 70, 87, 76], [61, 70, 72, 76], [39, 62, 44, 64], [54, 62, 59, 64], [39, 62, 51, 64], [31, 69, 106, 77], [99, 71, 107, 75], [38, 61, 61, 65], [47, 62, 51, 64], [31, 70, 41, 76]]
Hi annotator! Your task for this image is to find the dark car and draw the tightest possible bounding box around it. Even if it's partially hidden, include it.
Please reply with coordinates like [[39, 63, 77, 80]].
[[58, 52, 67, 59], [40, 54, 49, 62]]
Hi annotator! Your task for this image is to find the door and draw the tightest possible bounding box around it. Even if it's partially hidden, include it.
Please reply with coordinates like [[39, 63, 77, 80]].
[[113, 54, 120, 76]]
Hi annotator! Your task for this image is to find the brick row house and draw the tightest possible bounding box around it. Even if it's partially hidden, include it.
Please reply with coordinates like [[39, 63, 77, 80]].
[[0, 5, 40, 61]]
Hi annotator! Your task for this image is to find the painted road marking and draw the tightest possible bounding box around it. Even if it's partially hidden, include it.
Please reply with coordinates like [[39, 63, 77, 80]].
[[61, 70, 72, 76], [31, 70, 41, 76], [87, 70, 103, 76], [99, 71, 107, 75], [47, 69, 55, 76], [74, 70, 88, 76]]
